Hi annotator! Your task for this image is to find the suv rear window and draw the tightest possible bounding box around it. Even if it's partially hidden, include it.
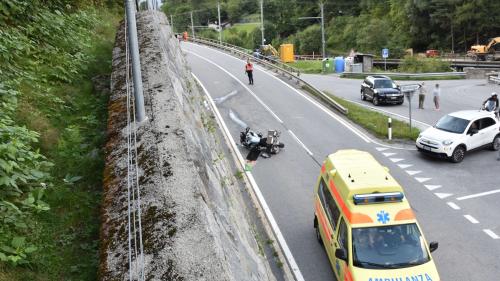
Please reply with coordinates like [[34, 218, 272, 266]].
[[374, 79, 394, 89]]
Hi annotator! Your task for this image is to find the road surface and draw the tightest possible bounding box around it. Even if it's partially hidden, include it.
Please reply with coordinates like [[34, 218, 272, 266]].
[[182, 42, 500, 281]]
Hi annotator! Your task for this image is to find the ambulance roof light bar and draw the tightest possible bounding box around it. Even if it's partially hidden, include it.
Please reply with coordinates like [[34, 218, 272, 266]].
[[353, 192, 404, 205]]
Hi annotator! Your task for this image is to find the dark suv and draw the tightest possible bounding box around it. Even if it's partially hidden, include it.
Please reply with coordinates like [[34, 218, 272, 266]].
[[360, 75, 403, 106]]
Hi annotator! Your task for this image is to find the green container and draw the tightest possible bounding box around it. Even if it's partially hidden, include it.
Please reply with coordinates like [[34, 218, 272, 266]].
[[322, 58, 334, 73]]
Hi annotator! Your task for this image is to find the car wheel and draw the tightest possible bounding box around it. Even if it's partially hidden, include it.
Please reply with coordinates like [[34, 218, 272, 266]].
[[397, 100, 404, 105], [361, 90, 366, 101], [491, 135, 500, 151], [373, 95, 379, 106], [314, 217, 322, 244], [450, 146, 466, 163]]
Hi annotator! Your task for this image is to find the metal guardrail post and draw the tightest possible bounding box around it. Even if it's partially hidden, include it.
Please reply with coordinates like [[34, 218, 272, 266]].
[[125, 0, 147, 122]]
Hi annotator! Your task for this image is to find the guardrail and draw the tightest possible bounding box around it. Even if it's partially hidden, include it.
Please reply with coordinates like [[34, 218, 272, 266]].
[[488, 72, 500, 84], [341, 71, 466, 79], [183, 35, 348, 114]]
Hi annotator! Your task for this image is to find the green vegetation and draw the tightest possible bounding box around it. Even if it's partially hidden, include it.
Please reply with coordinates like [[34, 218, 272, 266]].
[[0, 0, 120, 280], [165, 0, 500, 57], [324, 92, 420, 141], [288, 60, 323, 74], [398, 56, 451, 73]]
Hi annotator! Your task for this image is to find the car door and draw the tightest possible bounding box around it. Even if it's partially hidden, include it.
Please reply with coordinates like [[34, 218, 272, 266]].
[[478, 117, 498, 146], [366, 81, 374, 99], [465, 119, 483, 149], [333, 217, 350, 281]]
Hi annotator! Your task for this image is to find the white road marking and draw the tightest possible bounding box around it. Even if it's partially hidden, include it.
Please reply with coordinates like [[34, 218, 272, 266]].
[[464, 215, 479, 224], [192, 73, 305, 281], [185, 44, 374, 144], [186, 50, 284, 124], [447, 202, 461, 210], [424, 185, 442, 191], [397, 164, 413, 169], [376, 147, 389, 152], [390, 158, 404, 163], [288, 130, 313, 156], [406, 170, 421, 176], [456, 189, 500, 201], [483, 229, 500, 239], [435, 193, 453, 199], [415, 177, 431, 183], [383, 152, 396, 157]]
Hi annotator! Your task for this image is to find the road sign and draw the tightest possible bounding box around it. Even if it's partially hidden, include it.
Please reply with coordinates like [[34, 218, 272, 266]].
[[382, 48, 389, 58], [400, 84, 420, 93]]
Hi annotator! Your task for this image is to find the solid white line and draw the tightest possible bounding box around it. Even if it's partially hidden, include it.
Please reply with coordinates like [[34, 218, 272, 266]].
[[186, 50, 284, 124], [192, 73, 305, 281], [185, 43, 371, 143], [346, 99, 432, 128], [483, 229, 500, 239], [464, 215, 479, 224], [456, 189, 500, 201], [288, 130, 313, 156], [447, 202, 461, 210]]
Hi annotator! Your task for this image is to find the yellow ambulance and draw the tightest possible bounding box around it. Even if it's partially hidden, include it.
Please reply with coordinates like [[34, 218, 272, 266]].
[[313, 150, 440, 281]]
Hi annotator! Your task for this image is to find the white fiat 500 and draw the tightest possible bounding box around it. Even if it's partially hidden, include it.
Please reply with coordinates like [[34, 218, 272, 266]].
[[416, 110, 500, 163]]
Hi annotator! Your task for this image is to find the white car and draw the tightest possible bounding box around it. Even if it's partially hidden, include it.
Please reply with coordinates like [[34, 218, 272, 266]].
[[416, 110, 500, 163]]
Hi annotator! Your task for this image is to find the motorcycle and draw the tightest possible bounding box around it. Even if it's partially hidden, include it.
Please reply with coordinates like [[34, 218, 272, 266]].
[[240, 127, 285, 157]]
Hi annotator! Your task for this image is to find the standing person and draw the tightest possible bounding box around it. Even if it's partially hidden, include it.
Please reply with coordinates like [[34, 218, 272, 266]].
[[245, 59, 254, 85], [482, 92, 498, 112], [432, 83, 441, 111], [418, 82, 426, 109]]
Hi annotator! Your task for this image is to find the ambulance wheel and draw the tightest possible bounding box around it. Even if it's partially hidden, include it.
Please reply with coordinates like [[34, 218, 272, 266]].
[[314, 217, 322, 244]]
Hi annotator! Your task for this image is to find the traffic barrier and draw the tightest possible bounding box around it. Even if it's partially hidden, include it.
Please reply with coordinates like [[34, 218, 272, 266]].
[[342, 71, 466, 79], [183, 35, 349, 115]]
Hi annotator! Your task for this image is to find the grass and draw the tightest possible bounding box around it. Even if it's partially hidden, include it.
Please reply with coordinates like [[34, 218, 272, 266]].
[[288, 60, 323, 74], [323, 91, 420, 141], [223, 22, 259, 37], [0, 8, 120, 281], [340, 72, 464, 80]]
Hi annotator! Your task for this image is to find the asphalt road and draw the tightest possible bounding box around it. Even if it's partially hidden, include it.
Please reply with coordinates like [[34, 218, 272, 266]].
[[182, 42, 500, 281], [302, 73, 500, 129]]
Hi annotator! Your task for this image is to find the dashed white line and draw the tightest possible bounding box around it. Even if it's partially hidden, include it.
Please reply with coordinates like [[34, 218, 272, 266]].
[[406, 170, 421, 176], [376, 147, 389, 152], [483, 229, 500, 239], [456, 189, 500, 201], [186, 50, 284, 124], [288, 130, 313, 156], [383, 152, 396, 157], [435, 193, 453, 199], [397, 164, 413, 169], [424, 185, 442, 191], [415, 177, 431, 183], [390, 158, 404, 163], [447, 202, 461, 210], [464, 215, 479, 224]]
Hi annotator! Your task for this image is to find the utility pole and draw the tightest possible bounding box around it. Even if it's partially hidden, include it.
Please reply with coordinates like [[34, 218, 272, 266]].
[[217, 1, 222, 44], [190, 11, 195, 38], [125, 0, 147, 122], [320, 2, 325, 59], [260, 0, 265, 45]]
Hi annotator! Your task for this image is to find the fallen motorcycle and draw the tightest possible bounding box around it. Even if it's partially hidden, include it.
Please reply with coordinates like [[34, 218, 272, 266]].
[[240, 127, 285, 157]]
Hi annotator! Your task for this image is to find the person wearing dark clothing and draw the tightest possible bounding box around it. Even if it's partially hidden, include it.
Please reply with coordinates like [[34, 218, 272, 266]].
[[245, 59, 254, 85], [482, 93, 499, 112]]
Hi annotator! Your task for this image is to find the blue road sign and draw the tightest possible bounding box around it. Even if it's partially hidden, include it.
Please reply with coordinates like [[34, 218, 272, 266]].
[[382, 48, 389, 58]]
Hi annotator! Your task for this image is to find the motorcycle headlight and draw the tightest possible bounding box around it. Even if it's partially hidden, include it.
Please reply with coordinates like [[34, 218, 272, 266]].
[[442, 139, 453, 146]]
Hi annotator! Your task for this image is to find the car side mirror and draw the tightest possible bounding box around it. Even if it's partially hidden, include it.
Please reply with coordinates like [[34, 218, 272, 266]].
[[429, 241, 439, 253], [335, 248, 347, 261], [469, 128, 478, 135]]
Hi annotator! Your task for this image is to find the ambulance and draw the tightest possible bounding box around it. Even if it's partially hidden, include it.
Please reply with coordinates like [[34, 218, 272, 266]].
[[313, 150, 440, 281]]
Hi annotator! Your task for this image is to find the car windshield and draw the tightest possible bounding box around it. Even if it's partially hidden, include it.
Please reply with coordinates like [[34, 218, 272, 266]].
[[435, 115, 469, 134], [352, 223, 430, 269], [374, 79, 393, 89]]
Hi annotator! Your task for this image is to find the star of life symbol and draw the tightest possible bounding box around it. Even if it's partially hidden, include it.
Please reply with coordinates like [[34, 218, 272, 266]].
[[377, 210, 390, 224]]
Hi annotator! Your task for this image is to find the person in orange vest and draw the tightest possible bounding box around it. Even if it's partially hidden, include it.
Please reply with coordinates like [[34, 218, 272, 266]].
[[245, 59, 254, 85]]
